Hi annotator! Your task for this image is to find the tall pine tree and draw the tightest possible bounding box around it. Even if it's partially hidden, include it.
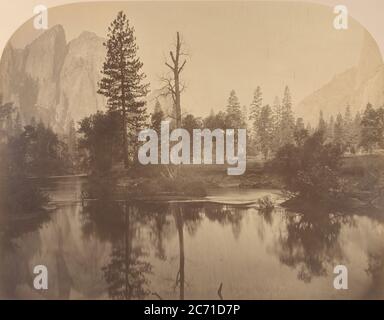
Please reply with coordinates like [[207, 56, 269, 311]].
[[318, 110, 327, 133], [280, 86, 295, 146], [67, 119, 77, 158], [249, 86, 262, 124], [257, 105, 274, 159], [334, 113, 344, 145], [327, 115, 335, 142], [271, 96, 282, 152], [343, 105, 353, 150], [225, 90, 243, 128], [151, 100, 164, 134], [98, 11, 149, 168], [351, 111, 362, 152]]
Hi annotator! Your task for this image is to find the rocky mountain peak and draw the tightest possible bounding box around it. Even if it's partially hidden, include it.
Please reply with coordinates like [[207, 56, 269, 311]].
[[296, 30, 384, 123], [0, 25, 106, 132]]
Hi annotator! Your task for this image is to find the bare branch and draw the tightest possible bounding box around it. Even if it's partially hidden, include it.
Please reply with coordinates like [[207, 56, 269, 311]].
[[179, 82, 187, 93], [166, 113, 176, 119], [170, 51, 176, 64], [178, 60, 187, 74], [217, 283, 223, 300], [165, 62, 174, 71], [151, 292, 163, 300]]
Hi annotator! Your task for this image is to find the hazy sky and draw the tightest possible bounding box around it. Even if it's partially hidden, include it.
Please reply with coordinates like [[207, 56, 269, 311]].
[[1, 1, 383, 116]]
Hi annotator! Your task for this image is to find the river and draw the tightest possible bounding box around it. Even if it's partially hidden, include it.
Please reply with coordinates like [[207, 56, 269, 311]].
[[0, 176, 383, 300]]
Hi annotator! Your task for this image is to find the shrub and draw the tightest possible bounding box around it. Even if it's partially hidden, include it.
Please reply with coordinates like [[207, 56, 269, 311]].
[[272, 131, 344, 201], [257, 196, 275, 211], [0, 175, 48, 215]]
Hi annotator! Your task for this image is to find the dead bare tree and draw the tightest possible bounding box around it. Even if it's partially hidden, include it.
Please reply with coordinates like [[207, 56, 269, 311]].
[[162, 32, 187, 128], [157, 32, 188, 179]]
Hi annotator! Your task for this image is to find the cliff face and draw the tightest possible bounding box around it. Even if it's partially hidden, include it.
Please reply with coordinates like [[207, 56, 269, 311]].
[[57, 31, 106, 129], [297, 31, 384, 123], [0, 25, 106, 132]]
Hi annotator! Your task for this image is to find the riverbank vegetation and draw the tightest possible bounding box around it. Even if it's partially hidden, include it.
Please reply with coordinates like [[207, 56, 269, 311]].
[[0, 100, 50, 217]]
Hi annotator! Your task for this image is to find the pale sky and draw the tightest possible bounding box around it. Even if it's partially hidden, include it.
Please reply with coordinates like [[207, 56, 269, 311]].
[[2, 0, 384, 55], [1, 0, 383, 116]]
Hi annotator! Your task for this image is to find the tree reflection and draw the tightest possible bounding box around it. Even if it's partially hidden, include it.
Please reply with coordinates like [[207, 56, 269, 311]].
[[81, 199, 152, 300], [170, 202, 246, 299], [365, 251, 384, 299], [80, 192, 250, 300], [204, 204, 244, 239], [139, 202, 170, 261], [102, 204, 152, 300], [275, 211, 352, 282], [0, 207, 49, 299], [173, 205, 185, 300]]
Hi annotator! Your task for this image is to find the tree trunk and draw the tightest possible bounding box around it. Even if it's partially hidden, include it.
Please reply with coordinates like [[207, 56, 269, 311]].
[[174, 32, 182, 128], [175, 207, 185, 300], [121, 71, 129, 168], [124, 203, 132, 299], [122, 110, 129, 168], [166, 32, 186, 128]]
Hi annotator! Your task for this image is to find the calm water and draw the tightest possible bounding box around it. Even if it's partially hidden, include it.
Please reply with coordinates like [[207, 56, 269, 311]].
[[1, 176, 384, 300]]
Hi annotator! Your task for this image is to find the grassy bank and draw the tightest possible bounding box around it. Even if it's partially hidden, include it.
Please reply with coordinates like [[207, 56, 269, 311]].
[[83, 153, 384, 211]]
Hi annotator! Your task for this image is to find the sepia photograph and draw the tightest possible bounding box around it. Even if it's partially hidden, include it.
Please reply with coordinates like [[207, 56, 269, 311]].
[[0, 0, 383, 304]]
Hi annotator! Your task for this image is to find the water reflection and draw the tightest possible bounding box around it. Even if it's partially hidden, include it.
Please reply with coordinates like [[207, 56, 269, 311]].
[[0, 199, 49, 299], [1, 177, 384, 299], [274, 212, 352, 283]]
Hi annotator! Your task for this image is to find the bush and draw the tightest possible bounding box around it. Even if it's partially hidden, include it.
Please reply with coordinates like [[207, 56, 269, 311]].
[[272, 131, 344, 201], [257, 196, 275, 211], [0, 175, 48, 215]]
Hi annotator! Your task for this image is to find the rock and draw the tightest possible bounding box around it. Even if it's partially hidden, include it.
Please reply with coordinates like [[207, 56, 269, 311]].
[[57, 31, 106, 129], [296, 31, 384, 124], [0, 25, 106, 132]]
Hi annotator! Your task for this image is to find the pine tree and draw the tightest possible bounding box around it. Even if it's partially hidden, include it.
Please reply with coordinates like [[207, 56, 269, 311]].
[[249, 86, 262, 124], [151, 100, 164, 134], [241, 105, 248, 128], [318, 110, 327, 133], [343, 105, 353, 150], [306, 122, 313, 135], [294, 117, 308, 147], [280, 86, 295, 146], [249, 87, 262, 154], [67, 119, 77, 158], [327, 115, 335, 142], [295, 117, 305, 131], [351, 111, 362, 152], [271, 96, 282, 152], [225, 90, 243, 128], [272, 96, 282, 124], [14, 112, 22, 136], [360, 103, 384, 152], [334, 113, 344, 145], [98, 11, 149, 168], [204, 109, 216, 130], [257, 105, 274, 159]]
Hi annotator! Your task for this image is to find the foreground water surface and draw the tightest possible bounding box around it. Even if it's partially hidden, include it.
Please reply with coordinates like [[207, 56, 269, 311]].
[[1, 176, 384, 300]]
